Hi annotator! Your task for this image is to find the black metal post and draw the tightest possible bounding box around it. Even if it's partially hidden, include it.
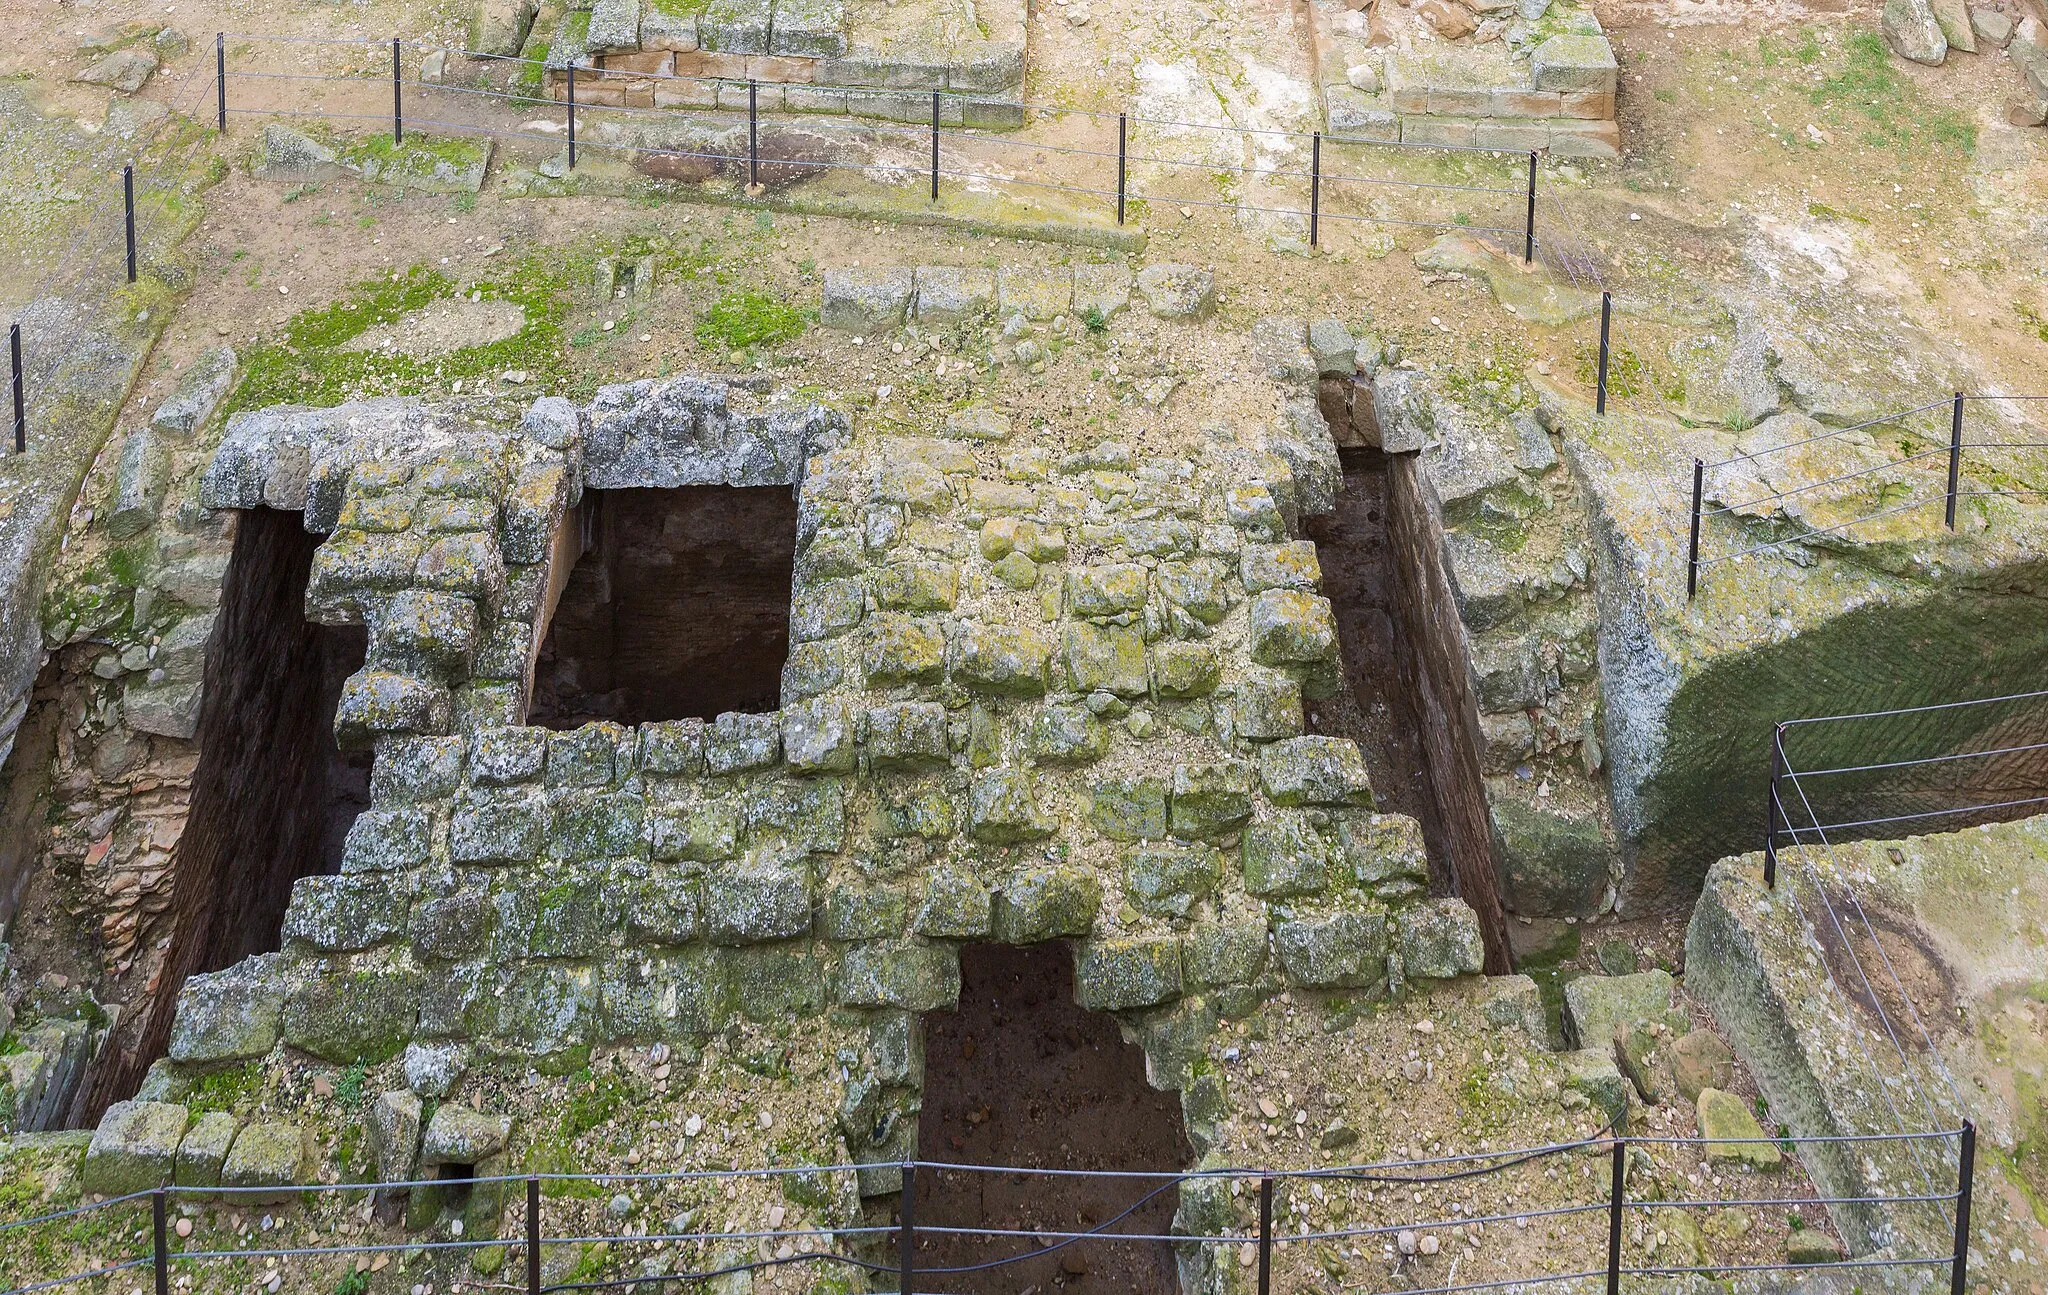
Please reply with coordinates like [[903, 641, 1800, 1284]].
[[1765, 724, 1784, 890], [748, 80, 760, 189], [566, 64, 577, 168], [1595, 290, 1613, 415], [392, 37, 403, 144], [1951, 1121, 1975, 1295], [215, 34, 226, 133], [1524, 152, 1537, 263], [1116, 112, 1127, 225], [1945, 391, 1964, 530], [526, 1175, 541, 1295], [123, 166, 137, 284], [899, 1162, 917, 1295], [1256, 1176, 1273, 1295], [1686, 457, 1702, 601], [930, 91, 940, 202], [1606, 1139, 1625, 1295], [151, 1188, 168, 1295], [1308, 133, 1321, 249], [9, 323, 23, 454]]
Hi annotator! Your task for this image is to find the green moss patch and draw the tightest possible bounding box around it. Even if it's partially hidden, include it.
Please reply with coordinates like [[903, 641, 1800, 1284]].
[[694, 289, 810, 351]]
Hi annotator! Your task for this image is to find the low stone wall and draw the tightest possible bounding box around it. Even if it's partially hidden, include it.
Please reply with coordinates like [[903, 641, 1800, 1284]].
[[1311, 0, 1620, 159]]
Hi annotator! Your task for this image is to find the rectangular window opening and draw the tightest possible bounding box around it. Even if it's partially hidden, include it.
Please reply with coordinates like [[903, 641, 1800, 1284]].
[[527, 486, 797, 728]]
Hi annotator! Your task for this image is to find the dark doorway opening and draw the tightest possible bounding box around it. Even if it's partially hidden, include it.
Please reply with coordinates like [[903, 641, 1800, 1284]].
[[526, 486, 797, 728], [913, 942, 1191, 1295], [79, 507, 369, 1120]]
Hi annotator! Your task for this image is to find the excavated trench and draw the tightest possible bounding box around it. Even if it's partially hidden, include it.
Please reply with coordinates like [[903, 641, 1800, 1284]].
[[913, 943, 1192, 1295], [1307, 383, 1510, 973], [79, 507, 368, 1121], [527, 486, 798, 727]]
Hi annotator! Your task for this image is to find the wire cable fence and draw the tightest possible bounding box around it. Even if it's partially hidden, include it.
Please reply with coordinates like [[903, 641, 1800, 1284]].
[[0, 1123, 1974, 1295], [1679, 391, 2048, 598]]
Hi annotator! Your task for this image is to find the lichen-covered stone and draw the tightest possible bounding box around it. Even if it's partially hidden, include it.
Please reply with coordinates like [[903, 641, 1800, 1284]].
[[471, 726, 548, 785], [1240, 543, 1321, 593], [546, 724, 624, 787], [650, 797, 740, 862], [450, 790, 547, 863], [1334, 813, 1431, 894], [1087, 773, 1168, 841], [783, 696, 858, 773], [950, 623, 1052, 695], [1697, 1088, 1781, 1167], [1063, 623, 1148, 697], [1242, 812, 1330, 897], [1493, 799, 1609, 917], [168, 954, 288, 1064], [422, 1104, 511, 1165], [1170, 761, 1254, 839], [489, 963, 598, 1055], [551, 790, 649, 860], [1564, 1048, 1630, 1129], [1157, 558, 1232, 623], [1124, 843, 1222, 917], [368, 1091, 422, 1184], [403, 1041, 470, 1098], [627, 877, 704, 945], [703, 864, 814, 944], [282, 874, 410, 951], [1274, 904, 1388, 989], [863, 616, 947, 684], [600, 950, 731, 1038], [174, 1111, 239, 1189], [1234, 670, 1305, 741], [1152, 643, 1221, 698], [915, 869, 992, 938], [706, 711, 782, 775], [837, 942, 960, 1011], [640, 718, 708, 776], [372, 736, 466, 802], [1563, 970, 1688, 1051], [793, 580, 867, 642], [731, 946, 826, 1020], [914, 265, 996, 322], [1184, 921, 1269, 988], [873, 560, 960, 612], [1066, 565, 1149, 618], [82, 1101, 189, 1195], [1135, 264, 1215, 319], [1257, 737, 1374, 807], [281, 966, 422, 1064], [823, 883, 905, 941], [968, 769, 1058, 843], [1029, 703, 1109, 764], [747, 778, 847, 854], [1248, 590, 1339, 667], [866, 701, 951, 768], [221, 1122, 313, 1202], [821, 266, 914, 332], [1076, 938, 1183, 1011], [1396, 899, 1485, 979], [334, 671, 452, 748], [992, 868, 1101, 942]]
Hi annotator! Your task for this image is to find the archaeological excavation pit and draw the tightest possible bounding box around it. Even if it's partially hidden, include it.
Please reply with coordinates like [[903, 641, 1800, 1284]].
[[526, 486, 798, 728], [84, 506, 370, 1115], [912, 942, 1192, 1295]]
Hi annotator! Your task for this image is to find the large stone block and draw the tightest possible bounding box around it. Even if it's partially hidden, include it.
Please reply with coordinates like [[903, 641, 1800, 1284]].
[[1395, 899, 1485, 979], [1076, 938, 1183, 1011], [600, 950, 732, 1037], [1493, 799, 1609, 916], [1274, 905, 1388, 989], [1882, 0, 1950, 64], [422, 1105, 511, 1166], [174, 1111, 240, 1189], [1242, 812, 1330, 898], [1124, 843, 1222, 918], [914, 869, 990, 938], [450, 790, 547, 864], [1169, 761, 1254, 839], [772, 0, 846, 58], [1563, 970, 1688, 1051], [821, 266, 913, 332], [221, 1122, 313, 1202], [865, 701, 951, 767], [1134, 264, 1214, 319], [1088, 773, 1168, 840], [1184, 921, 1268, 988], [83, 1101, 189, 1196], [783, 696, 859, 773], [1530, 34, 1618, 93], [368, 1091, 422, 1184], [1029, 703, 1108, 764], [992, 869, 1100, 942], [703, 864, 814, 943], [550, 789, 649, 860], [968, 769, 1057, 843], [1063, 622, 1148, 697], [1247, 590, 1338, 668], [837, 942, 960, 1011], [168, 954, 288, 1064], [748, 778, 847, 854], [951, 623, 1052, 695], [914, 266, 996, 322], [863, 616, 947, 684], [698, 0, 771, 52], [281, 967, 422, 1064], [1257, 737, 1374, 807]]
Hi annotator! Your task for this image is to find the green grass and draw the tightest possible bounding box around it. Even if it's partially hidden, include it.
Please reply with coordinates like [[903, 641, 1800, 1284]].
[[185, 1062, 265, 1115], [2015, 302, 2048, 344], [1806, 30, 1974, 156], [694, 289, 810, 351]]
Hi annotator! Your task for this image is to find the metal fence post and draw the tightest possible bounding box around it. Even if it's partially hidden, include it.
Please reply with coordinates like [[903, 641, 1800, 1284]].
[[1945, 391, 1964, 530], [1765, 724, 1784, 889], [1116, 111, 1127, 225], [1605, 1139, 1625, 1295], [10, 322, 23, 454], [526, 1175, 541, 1295], [1595, 290, 1613, 415], [566, 64, 577, 168], [1257, 1176, 1273, 1295], [152, 1188, 168, 1295], [1951, 1120, 1975, 1295], [930, 91, 940, 202], [124, 166, 137, 284], [1686, 457, 1702, 601], [1523, 151, 1537, 263], [215, 34, 226, 133], [1308, 133, 1321, 249], [392, 37, 403, 144], [899, 1162, 917, 1295], [748, 80, 760, 190]]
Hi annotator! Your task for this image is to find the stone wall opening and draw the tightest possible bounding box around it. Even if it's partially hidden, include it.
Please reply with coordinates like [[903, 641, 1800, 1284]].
[[1302, 418, 1510, 974], [78, 507, 369, 1121], [912, 942, 1190, 1295], [526, 486, 797, 728]]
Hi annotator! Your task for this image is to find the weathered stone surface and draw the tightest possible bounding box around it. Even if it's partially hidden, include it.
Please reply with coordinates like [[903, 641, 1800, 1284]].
[[83, 1101, 188, 1195], [422, 1104, 511, 1165], [1184, 921, 1268, 988], [699, 0, 772, 52], [992, 868, 1100, 942], [1669, 1030, 1735, 1102], [168, 954, 289, 1063], [1124, 842, 1221, 917], [1257, 737, 1373, 807], [470, 0, 540, 56], [1493, 799, 1608, 917], [281, 967, 422, 1063], [1063, 622, 1148, 697], [1135, 265, 1215, 319], [1247, 590, 1338, 668], [783, 696, 859, 773], [1563, 971, 1687, 1051], [108, 428, 167, 539], [1563, 1049, 1629, 1129], [1076, 938, 1183, 1010], [403, 1041, 470, 1098], [1275, 905, 1388, 989], [282, 874, 410, 951], [221, 1122, 313, 1201], [1395, 900, 1485, 979], [951, 623, 1052, 694], [152, 347, 239, 441], [1087, 774, 1168, 840], [913, 266, 996, 322], [703, 863, 814, 943], [1529, 34, 1618, 92], [368, 1091, 423, 1183], [75, 47, 157, 92], [586, 0, 641, 50], [821, 266, 914, 332], [174, 1111, 239, 1189], [837, 942, 960, 1010], [1882, 0, 1949, 64], [968, 769, 1058, 842], [1242, 813, 1329, 898], [865, 700, 950, 767], [1170, 761, 1253, 839], [1697, 1088, 1781, 1168], [1931, 0, 1975, 51]]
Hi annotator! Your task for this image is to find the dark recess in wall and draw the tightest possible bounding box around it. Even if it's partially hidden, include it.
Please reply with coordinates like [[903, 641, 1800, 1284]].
[[1304, 380, 1511, 974], [527, 486, 797, 728], [913, 942, 1191, 1295], [75, 507, 369, 1124]]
